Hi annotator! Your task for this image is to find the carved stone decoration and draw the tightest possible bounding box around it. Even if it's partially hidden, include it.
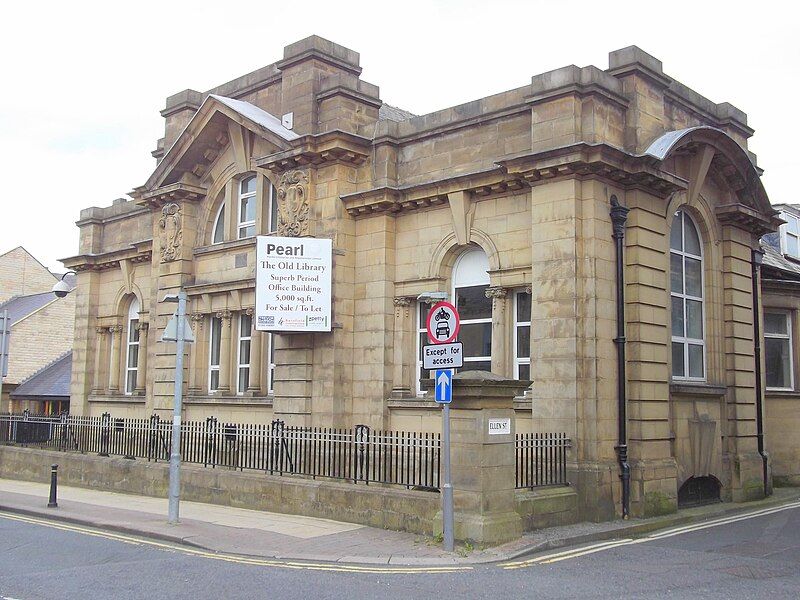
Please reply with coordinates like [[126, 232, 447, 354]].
[[158, 203, 182, 262], [277, 170, 310, 237], [485, 286, 508, 312]]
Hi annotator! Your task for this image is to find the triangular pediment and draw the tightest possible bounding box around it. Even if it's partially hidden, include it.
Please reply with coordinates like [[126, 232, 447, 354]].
[[143, 95, 299, 191]]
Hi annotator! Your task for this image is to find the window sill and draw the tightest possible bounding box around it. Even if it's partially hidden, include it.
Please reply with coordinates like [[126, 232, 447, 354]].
[[88, 393, 146, 404], [765, 389, 800, 398], [669, 382, 727, 397], [184, 394, 274, 407], [194, 238, 256, 256]]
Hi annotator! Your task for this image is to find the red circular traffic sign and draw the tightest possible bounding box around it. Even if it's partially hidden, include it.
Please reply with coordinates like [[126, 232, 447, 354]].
[[426, 301, 460, 344]]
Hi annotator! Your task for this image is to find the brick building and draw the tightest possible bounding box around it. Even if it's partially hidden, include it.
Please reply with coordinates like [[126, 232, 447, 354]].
[[63, 36, 781, 521]]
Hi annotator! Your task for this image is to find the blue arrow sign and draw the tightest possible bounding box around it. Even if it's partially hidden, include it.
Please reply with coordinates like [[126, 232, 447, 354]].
[[435, 369, 453, 404]]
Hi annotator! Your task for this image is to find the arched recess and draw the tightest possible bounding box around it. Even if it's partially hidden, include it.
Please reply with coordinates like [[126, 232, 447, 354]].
[[677, 475, 722, 507], [428, 228, 500, 281], [112, 285, 144, 319]]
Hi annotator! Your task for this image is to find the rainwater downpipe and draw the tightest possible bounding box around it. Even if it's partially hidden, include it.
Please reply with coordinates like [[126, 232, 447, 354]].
[[610, 195, 631, 518], [751, 248, 770, 497]]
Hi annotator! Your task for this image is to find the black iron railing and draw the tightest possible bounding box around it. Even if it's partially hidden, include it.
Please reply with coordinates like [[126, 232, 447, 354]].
[[515, 432, 570, 488], [0, 413, 440, 491]]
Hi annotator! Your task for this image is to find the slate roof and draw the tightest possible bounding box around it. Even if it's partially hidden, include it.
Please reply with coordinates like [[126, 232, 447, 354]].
[[11, 352, 72, 399], [208, 95, 301, 141], [0, 292, 57, 325], [379, 103, 416, 122], [761, 243, 800, 281]]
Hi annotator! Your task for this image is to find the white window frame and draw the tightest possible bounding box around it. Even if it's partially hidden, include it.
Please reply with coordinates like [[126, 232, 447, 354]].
[[765, 310, 794, 391], [415, 302, 428, 396], [267, 181, 278, 234], [237, 175, 257, 239], [452, 249, 491, 373], [670, 210, 706, 382], [780, 212, 800, 258], [212, 203, 225, 244], [237, 313, 252, 395], [208, 315, 222, 392], [514, 291, 531, 380], [124, 299, 140, 395]]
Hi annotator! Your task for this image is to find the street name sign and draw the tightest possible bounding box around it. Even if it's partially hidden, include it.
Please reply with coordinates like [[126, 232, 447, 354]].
[[422, 342, 463, 369], [426, 301, 460, 344], [488, 418, 511, 435], [434, 369, 453, 404], [255, 236, 332, 332]]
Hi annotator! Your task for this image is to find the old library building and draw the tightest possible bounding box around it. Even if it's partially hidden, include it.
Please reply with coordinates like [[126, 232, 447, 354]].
[[63, 36, 792, 529]]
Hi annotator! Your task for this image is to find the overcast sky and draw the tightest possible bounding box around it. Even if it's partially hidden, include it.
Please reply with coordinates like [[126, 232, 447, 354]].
[[1, 1, 796, 271]]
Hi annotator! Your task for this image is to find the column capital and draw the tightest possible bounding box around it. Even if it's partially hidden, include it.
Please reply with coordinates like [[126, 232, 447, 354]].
[[95, 326, 107, 335], [216, 310, 232, 322], [393, 296, 413, 307], [484, 286, 508, 299], [135, 322, 149, 332], [108, 325, 123, 334], [244, 307, 255, 317], [524, 285, 532, 295]]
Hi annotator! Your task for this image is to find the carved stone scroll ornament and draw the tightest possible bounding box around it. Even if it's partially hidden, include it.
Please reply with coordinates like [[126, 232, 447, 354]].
[[277, 170, 310, 237], [158, 203, 182, 262]]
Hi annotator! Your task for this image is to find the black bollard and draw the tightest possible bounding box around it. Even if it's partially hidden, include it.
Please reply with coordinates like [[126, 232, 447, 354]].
[[47, 464, 58, 508]]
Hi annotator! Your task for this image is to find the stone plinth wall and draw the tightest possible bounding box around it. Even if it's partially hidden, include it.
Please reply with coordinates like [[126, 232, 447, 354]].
[[515, 486, 579, 531], [0, 446, 438, 535]]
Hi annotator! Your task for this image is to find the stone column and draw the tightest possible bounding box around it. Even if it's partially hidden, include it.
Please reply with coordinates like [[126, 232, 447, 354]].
[[134, 322, 149, 394], [426, 371, 529, 544], [485, 287, 508, 376], [247, 309, 263, 394], [92, 326, 107, 393], [188, 313, 205, 394], [107, 325, 123, 393], [391, 296, 414, 398], [217, 310, 232, 393]]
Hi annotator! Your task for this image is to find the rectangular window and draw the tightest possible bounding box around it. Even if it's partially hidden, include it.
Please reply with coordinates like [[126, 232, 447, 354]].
[[209, 316, 222, 392], [125, 320, 139, 394], [455, 284, 491, 372], [237, 313, 252, 394], [765, 311, 793, 390], [416, 302, 428, 394], [238, 176, 257, 239], [514, 292, 531, 380], [782, 213, 800, 258], [269, 184, 278, 234]]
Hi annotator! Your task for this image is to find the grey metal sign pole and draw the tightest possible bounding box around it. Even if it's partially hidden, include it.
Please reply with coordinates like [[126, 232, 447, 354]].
[[442, 401, 454, 552], [168, 291, 187, 524], [0, 310, 8, 412]]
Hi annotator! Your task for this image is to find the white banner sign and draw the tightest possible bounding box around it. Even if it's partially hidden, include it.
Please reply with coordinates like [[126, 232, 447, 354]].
[[255, 236, 332, 332]]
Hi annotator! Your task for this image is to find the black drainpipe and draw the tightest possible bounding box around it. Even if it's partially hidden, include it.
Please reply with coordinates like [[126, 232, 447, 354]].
[[751, 248, 770, 497], [610, 195, 631, 519]]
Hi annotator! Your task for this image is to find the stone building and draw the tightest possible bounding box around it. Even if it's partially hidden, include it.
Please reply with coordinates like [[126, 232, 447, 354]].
[[0, 247, 75, 412], [63, 36, 781, 520]]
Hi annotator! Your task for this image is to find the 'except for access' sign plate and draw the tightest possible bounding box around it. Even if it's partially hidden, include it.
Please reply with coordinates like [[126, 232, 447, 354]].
[[422, 342, 464, 370]]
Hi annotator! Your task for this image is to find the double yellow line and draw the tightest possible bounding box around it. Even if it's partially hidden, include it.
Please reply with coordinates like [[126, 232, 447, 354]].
[[501, 500, 800, 570], [0, 511, 473, 575]]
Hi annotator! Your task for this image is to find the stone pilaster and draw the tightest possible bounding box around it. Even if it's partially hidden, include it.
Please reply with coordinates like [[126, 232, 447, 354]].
[[107, 325, 123, 393], [134, 322, 148, 394], [92, 326, 106, 394], [391, 297, 414, 398], [246, 308, 263, 394], [485, 287, 508, 376], [216, 310, 232, 393], [188, 313, 204, 394]]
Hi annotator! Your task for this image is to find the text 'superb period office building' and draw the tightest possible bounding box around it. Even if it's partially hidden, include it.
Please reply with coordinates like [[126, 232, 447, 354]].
[[64, 36, 781, 519]]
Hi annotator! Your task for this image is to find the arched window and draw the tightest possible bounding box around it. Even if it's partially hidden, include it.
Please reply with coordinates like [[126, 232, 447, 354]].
[[453, 248, 491, 372], [670, 210, 705, 380], [125, 298, 140, 394], [238, 175, 257, 239], [212, 204, 225, 244]]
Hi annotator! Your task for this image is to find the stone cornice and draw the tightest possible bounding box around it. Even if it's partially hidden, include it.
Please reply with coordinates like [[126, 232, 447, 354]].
[[133, 182, 207, 209], [184, 278, 255, 297], [276, 48, 362, 77], [499, 143, 686, 198], [341, 167, 526, 217], [255, 130, 371, 172], [716, 203, 783, 237], [316, 86, 382, 109], [61, 240, 153, 273]]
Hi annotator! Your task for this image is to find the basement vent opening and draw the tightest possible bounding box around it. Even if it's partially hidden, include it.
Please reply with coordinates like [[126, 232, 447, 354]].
[[678, 475, 722, 508]]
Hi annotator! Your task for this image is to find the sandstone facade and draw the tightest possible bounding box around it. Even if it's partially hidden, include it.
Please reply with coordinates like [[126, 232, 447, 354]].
[[63, 36, 781, 520]]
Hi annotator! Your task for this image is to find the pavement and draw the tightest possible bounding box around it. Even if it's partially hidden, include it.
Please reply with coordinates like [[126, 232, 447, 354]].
[[1, 477, 799, 566]]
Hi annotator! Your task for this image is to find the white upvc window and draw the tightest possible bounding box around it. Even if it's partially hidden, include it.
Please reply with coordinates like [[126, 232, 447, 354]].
[[208, 315, 222, 392], [237, 313, 252, 394], [212, 203, 225, 244], [781, 212, 800, 258], [125, 298, 140, 394], [266, 333, 275, 394], [670, 210, 706, 381], [765, 311, 794, 390], [453, 248, 491, 373], [238, 176, 257, 239], [514, 291, 531, 380]]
